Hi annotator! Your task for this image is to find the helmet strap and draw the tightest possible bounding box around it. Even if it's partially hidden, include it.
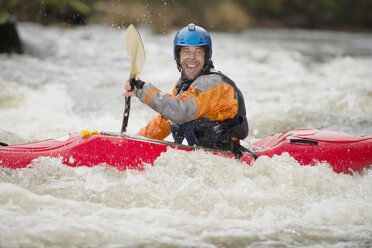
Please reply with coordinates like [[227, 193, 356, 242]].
[[176, 59, 182, 72]]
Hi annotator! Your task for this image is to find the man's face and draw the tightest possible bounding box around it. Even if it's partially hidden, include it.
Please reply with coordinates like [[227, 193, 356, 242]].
[[180, 46, 205, 80]]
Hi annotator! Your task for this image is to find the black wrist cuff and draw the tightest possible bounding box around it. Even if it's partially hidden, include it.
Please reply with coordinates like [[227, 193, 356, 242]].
[[130, 79, 145, 90]]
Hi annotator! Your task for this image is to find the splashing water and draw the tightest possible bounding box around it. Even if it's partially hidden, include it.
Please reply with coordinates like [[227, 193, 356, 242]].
[[1, 151, 371, 247]]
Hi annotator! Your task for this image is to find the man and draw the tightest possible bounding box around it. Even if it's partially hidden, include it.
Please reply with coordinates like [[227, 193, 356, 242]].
[[122, 23, 248, 154]]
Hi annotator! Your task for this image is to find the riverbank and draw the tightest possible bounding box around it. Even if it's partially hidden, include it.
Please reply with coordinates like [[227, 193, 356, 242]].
[[1, 0, 372, 34]]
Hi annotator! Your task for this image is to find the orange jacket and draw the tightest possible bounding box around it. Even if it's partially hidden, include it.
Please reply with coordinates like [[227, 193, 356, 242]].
[[136, 72, 239, 140]]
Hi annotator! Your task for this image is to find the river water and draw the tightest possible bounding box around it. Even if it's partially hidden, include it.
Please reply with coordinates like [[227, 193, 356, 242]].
[[0, 23, 372, 247]]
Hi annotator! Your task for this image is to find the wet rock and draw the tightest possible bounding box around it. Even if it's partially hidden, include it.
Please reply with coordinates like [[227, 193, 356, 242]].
[[0, 16, 23, 54]]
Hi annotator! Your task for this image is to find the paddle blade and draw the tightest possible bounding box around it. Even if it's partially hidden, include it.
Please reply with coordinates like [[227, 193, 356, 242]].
[[125, 24, 145, 78]]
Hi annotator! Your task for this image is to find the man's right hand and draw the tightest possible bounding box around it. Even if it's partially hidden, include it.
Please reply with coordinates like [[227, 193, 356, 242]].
[[121, 78, 136, 97]]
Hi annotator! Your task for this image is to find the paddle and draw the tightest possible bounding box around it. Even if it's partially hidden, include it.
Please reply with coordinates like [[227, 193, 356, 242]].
[[121, 24, 145, 134]]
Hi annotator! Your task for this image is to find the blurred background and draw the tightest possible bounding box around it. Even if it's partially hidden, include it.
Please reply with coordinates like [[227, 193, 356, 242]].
[[1, 4, 372, 247], [1, 0, 372, 33]]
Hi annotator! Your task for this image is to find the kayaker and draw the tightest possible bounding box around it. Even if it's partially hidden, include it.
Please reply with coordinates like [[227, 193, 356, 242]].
[[122, 23, 248, 155]]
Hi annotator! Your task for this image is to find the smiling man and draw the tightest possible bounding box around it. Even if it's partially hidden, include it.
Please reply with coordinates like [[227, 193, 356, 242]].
[[122, 23, 248, 152]]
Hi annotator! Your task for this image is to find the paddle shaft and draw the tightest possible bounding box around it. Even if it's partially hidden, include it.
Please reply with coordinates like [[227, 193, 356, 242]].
[[121, 77, 136, 133], [121, 96, 131, 133]]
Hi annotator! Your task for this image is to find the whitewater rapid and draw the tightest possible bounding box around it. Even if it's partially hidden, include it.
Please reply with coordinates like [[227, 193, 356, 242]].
[[1, 23, 372, 247]]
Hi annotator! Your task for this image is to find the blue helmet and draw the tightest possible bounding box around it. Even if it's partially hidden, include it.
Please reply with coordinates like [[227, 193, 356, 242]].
[[173, 23, 212, 61]]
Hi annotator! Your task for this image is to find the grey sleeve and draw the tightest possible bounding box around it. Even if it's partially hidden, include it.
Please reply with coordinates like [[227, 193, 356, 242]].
[[135, 83, 198, 124]]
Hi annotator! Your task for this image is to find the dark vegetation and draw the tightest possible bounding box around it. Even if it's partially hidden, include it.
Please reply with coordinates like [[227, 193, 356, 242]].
[[1, 0, 372, 33]]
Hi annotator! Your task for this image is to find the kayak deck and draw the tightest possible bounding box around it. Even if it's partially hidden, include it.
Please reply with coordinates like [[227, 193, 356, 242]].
[[0, 129, 371, 174]]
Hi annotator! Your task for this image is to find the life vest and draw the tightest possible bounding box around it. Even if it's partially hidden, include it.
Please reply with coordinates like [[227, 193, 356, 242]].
[[171, 71, 248, 151]]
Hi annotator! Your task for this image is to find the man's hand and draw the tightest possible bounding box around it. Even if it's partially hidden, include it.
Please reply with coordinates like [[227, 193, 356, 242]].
[[121, 77, 137, 97]]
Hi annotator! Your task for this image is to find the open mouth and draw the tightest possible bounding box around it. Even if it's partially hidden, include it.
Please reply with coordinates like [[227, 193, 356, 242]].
[[185, 63, 199, 74]]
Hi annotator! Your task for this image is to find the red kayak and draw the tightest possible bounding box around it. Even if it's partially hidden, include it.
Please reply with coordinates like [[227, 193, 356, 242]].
[[0, 129, 371, 174]]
